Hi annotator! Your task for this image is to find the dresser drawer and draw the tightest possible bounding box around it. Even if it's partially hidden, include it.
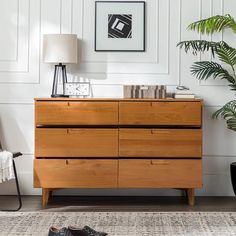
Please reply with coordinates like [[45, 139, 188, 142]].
[[35, 128, 118, 157], [35, 101, 118, 125], [119, 102, 202, 126], [34, 159, 118, 188], [119, 128, 202, 158], [119, 159, 202, 188]]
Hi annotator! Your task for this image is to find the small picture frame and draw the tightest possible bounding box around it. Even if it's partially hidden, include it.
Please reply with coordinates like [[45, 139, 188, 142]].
[[95, 1, 145, 52], [64, 82, 90, 97]]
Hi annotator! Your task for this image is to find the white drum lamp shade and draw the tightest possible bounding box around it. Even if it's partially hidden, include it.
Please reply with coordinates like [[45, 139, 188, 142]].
[[43, 34, 78, 64], [43, 34, 78, 97]]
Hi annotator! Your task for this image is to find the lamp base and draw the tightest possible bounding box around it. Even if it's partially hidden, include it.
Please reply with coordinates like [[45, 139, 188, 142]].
[[51, 94, 69, 98], [51, 63, 69, 97]]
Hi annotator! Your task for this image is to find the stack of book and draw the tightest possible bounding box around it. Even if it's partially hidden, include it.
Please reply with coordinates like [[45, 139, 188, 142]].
[[174, 90, 195, 98]]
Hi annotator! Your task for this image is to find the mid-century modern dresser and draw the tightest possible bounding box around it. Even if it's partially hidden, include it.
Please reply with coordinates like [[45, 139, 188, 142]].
[[34, 98, 203, 207]]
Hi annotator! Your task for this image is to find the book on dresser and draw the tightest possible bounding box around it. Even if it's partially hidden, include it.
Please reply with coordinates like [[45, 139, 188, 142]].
[[174, 90, 195, 98], [34, 98, 203, 207], [175, 94, 195, 98]]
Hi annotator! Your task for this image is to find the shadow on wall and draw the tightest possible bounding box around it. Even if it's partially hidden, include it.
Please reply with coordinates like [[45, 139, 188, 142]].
[[68, 38, 108, 81]]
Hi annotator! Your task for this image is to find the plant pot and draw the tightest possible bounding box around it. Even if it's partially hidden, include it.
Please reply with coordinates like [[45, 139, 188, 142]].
[[230, 162, 236, 195]]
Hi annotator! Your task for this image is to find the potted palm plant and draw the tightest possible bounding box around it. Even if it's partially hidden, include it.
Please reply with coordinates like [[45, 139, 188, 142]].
[[177, 14, 236, 195]]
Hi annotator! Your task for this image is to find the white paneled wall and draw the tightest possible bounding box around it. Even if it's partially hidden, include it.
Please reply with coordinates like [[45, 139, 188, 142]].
[[0, 0, 236, 196]]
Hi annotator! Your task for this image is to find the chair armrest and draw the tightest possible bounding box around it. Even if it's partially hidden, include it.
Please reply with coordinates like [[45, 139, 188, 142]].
[[13, 152, 23, 158]]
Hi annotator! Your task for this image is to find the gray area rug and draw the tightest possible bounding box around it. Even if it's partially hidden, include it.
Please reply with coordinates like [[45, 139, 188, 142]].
[[0, 212, 236, 236]]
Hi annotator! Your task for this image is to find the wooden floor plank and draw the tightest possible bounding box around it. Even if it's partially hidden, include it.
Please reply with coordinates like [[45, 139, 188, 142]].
[[0, 196, 235, 212]]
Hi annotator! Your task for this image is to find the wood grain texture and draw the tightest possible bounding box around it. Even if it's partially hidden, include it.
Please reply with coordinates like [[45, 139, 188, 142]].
[[42, 188, 50, 208], [118, 159, 202, 188], [34, 167, 40, 188], [35, 98, 203, 102], [35, 101, 118, 125], [119, 101, 202, 126], [34, 159, 118, 188], [35, 128, 118, 157], [187, 188, 195, 206], [119, 128, 202, 158], [34, 99, 203, 207]]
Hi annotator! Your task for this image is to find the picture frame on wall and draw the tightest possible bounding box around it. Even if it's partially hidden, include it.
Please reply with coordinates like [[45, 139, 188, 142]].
[[95, 1, 145, 52]]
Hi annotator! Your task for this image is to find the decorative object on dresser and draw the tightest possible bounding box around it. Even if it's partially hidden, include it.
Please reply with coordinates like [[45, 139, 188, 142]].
[[178, 14, 236, 195], [43, 34, 78, 98], [64, 82, 90, 97], [124, 85, 166, 99], [34, 98, 203, 207], [95, 1, 145, 51], [174, 86, 195, 99]]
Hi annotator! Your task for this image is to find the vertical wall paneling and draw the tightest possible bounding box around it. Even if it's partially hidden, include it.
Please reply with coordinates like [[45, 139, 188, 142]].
[[0, 0, 40, 84], [0, 0, 18, 61], [0, 0, 29, 73], [61, 0, 73, 34]]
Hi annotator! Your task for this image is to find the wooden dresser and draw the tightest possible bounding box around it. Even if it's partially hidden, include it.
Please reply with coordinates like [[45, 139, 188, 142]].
[[34, 98, 203, 207]]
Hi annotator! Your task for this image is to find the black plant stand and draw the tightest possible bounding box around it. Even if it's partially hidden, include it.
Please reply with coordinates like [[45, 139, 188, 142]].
[[1, 152, 22, 211], [230, 162, 236, 195]]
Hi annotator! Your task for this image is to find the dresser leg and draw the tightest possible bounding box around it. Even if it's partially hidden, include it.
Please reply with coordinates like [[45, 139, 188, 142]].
[[187, 188, 195, 206], [42, 188, 50, 208], [49, 189, 53, 199]]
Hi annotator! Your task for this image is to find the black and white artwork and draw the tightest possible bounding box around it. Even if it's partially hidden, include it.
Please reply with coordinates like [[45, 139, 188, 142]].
[[95, 1, 145, 51], [108, 14, 132, 38]]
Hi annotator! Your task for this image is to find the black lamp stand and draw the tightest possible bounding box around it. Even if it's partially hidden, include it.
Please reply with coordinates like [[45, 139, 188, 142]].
[[51, 63, 69, 98]]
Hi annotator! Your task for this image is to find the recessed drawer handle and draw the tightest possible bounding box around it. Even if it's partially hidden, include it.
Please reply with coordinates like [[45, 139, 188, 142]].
[[151, 160, 170, 165], [151, 130, 171, 134], [66, 160, 69, 165], [67, 129, 83, 134]]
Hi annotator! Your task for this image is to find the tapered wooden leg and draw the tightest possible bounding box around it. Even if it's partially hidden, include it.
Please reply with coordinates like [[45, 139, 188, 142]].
[[187, 188, 195, 206], [42, 188, 50, 208]]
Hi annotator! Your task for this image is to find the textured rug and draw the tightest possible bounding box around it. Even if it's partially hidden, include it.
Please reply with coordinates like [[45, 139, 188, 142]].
[[0, 212, 236, 236]]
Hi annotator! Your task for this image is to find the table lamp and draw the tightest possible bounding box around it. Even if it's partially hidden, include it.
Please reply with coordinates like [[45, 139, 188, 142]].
[[43, 34, 78, 97]]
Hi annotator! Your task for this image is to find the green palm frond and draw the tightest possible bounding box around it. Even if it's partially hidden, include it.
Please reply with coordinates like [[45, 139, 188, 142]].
[[177, 40, 219, 56], [228, 84, 236, 91], [191, 61, 236, 90], [177, 40, 236, 70], [191, 61, 234, 81], [213, 100, 236, 131], [188, 14, 236, 34], [177, 40, 230, 56], [216, 43, 236, 68]]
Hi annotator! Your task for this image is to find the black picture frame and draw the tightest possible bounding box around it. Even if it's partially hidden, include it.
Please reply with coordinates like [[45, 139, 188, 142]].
[[95, 1, 146, 52]]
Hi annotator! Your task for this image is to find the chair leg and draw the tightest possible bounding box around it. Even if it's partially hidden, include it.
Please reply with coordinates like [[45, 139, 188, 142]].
[[12, 159, 22, 211], [1, 159, 22, 211]]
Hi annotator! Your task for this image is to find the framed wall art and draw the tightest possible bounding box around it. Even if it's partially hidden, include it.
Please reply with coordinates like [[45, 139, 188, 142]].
[[95, 1, 145, 52]]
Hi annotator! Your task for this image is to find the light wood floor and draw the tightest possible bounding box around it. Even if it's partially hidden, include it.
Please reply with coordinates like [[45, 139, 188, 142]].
[[0, 196, 235, 212]]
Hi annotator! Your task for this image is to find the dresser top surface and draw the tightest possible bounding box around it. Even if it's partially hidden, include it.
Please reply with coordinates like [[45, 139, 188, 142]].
[[35, 97, 203, 102]]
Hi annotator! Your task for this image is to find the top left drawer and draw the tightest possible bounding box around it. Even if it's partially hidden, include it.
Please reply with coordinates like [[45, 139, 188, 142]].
[[35, 101, 119, 126]]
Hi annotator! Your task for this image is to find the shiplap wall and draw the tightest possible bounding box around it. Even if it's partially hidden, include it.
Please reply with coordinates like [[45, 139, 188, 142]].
[[0, 0, 236, 196]]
